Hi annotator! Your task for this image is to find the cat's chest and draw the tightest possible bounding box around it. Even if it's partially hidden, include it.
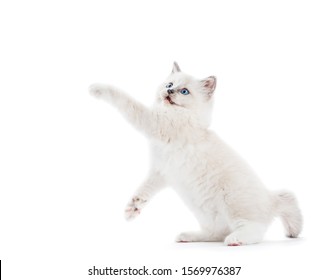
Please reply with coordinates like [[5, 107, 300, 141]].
[[151, 140, 204, 182]]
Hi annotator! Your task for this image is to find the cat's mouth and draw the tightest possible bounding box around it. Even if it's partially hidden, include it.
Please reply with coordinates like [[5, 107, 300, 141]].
[[165, 96, 176, 105]]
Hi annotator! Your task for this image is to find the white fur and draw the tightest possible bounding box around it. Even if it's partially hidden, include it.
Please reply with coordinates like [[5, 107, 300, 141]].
[[89, 62, 303, 246]]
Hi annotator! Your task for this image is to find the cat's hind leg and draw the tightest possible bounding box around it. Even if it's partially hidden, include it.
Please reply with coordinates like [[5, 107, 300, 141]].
[[176, 231, 222, 243], [224, 220, 268, 246], [176, 213, 231, 242], [176, 224, 230, 243]]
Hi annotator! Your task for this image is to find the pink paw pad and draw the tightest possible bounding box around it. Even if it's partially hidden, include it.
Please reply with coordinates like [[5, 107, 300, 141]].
[[228, 242, 242, 246]]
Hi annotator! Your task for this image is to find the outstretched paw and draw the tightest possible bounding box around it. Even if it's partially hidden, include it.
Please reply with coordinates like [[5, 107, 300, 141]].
[[89, 83, 119, 99], [89, 83, 108, 97], [125, 196, 147, 221]]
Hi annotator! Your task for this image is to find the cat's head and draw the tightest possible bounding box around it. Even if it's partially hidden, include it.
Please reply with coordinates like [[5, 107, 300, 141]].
[[156, 62, 217, 126]]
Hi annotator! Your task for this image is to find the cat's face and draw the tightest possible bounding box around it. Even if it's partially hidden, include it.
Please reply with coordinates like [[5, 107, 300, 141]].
[[156, 62, 216, 112]]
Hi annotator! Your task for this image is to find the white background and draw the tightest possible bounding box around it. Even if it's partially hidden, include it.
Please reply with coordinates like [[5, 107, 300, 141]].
[[1, 0, 327, 279]]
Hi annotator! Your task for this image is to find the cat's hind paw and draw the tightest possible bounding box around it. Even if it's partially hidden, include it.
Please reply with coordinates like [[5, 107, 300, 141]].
[[124, 196, 147, 221], [224, 234, 243, 246], [176, 231, 223, 242], [175, 232, 204, 243], [224, 222, 266, 246], [176, 233, 193, 243]]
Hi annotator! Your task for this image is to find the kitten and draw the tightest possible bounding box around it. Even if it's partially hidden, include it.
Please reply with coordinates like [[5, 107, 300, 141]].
[[89, 62, 302, 246]]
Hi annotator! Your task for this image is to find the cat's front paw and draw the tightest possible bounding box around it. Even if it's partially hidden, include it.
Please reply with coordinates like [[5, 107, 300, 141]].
[[124, 196, 147, 221], [89, 83, 114, 98], [89, 83, 106, 97]]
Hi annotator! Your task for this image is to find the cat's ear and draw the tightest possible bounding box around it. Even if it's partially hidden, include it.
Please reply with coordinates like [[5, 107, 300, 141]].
[[172, 61, 181, 73], [201, 76, 217, 97]]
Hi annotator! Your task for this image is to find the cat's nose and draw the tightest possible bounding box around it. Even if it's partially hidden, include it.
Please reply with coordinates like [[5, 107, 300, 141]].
[[167, 89, 174, 94]]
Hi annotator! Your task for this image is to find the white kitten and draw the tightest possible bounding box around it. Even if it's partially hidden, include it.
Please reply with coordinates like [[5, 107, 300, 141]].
[[89, 62, 302, 246]]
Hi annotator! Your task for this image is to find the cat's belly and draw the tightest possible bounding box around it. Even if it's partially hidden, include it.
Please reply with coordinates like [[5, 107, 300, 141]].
[[151, 141, 227, 214]]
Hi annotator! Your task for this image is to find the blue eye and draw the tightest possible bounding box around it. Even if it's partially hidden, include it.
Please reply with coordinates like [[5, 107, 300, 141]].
[[166, 82, 173, 88], [180, 88, 190, 95]]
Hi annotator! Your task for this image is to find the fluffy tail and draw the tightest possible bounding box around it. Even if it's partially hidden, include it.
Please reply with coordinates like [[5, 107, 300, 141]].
[[273, 191, 303, 238]]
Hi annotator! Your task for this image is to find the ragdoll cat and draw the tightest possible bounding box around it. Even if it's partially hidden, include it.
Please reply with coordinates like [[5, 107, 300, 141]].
[[89, 62, 302, 246]]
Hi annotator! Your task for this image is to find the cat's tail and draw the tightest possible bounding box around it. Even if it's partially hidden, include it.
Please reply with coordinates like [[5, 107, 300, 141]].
[[272, 191, 303, 238]]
